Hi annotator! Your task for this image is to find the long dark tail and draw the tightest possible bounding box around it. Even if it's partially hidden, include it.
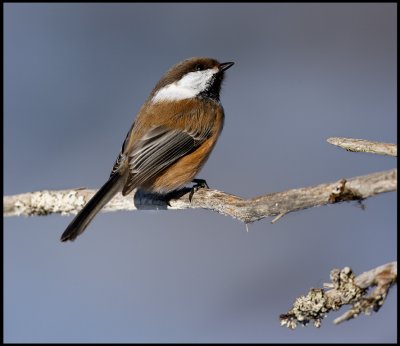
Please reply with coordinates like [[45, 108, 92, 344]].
[[60, 173, 124, 242]]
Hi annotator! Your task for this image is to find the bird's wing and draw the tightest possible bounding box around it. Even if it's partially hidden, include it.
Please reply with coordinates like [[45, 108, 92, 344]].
[[122, 124, 212, 195]]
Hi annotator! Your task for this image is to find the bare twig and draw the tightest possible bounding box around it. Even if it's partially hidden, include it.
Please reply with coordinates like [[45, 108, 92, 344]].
[[271, 212, 287, 224], [327, 137, 397, 157], [280, 261, 397, 329], [3, 169, 397, 222]]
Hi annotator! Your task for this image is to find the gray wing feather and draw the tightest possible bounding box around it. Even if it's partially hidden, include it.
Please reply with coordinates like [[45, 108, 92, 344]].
[[110, 121, 136, 177], [122, 125, 211, 194]]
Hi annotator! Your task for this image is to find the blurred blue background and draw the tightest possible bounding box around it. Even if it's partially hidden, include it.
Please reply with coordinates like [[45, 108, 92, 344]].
[[4, 3, 396, 343]]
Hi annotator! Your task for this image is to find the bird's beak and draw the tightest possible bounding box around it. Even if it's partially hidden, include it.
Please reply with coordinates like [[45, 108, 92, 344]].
[[220, 62, 235, 71]]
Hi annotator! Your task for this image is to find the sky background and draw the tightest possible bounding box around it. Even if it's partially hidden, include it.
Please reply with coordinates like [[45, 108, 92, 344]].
[[4, 3, 397, 343]]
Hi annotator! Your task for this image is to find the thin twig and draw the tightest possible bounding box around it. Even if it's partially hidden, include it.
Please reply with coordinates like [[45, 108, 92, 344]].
[[271, 212, 287, 224], [327, 137, 397, 157]]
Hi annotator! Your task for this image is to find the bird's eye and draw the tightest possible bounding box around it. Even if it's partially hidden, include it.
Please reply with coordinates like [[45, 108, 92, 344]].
[[194, 64, 205, 71]]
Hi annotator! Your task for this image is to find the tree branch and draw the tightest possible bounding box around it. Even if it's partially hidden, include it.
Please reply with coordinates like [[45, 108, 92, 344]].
[[327, 137, 397, 157], [280, 261, 397, 329], [3, 169, 397, 222], [3, 137, 397, 328]]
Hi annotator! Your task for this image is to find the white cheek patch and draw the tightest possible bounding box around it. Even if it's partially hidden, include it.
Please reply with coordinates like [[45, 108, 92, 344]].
[[151, 67, 218, 102]]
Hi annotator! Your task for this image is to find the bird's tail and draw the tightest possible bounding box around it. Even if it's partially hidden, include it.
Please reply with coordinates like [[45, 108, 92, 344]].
[[60, 173, 124, 242]]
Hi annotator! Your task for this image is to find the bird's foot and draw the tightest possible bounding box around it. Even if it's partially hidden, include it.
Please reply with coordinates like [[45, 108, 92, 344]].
[[189, 179, 209, 202]]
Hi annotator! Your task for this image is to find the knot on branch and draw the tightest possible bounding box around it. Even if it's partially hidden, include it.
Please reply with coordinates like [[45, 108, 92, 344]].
[[328, 179, 364, 205]]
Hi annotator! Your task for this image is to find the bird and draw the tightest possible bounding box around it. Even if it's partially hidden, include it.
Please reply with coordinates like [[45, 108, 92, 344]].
[[61, 57, 234, 242]]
